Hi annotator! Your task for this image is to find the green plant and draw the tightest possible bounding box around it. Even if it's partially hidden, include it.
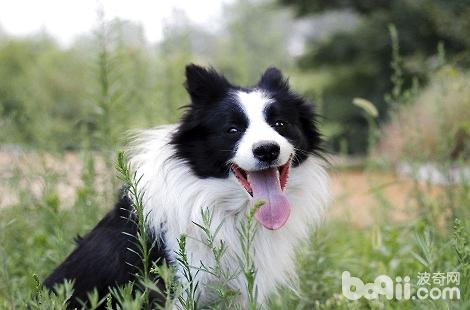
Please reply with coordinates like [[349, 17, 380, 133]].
[[237, 200, 264, 310], [352, 97, 379, 157], [453, 218, 470, 303], [27, 278, 74, 310], [385, 24, 404, 111], [115, 151, 156, 308], [176, 234, 200, 310], [193, 209, 241, 308]]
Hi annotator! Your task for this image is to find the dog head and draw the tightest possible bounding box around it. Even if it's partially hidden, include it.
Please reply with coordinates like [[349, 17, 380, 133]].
[[171, 64, 322, 229]]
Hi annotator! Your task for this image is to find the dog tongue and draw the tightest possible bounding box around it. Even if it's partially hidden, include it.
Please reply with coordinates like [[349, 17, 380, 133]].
[[247, 168, 291, 230]]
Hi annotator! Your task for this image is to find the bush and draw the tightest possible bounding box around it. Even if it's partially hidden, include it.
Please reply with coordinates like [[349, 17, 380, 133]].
[[378, 67, 470, 162]]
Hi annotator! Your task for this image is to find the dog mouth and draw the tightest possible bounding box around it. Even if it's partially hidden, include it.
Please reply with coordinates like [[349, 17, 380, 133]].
[[230, 159, 292, 230], [230, 160, 291, 195]]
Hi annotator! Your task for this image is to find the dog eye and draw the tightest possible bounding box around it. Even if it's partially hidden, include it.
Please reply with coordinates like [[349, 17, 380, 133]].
[[227, 127, 240, 134], [274, 120, 287, 127]]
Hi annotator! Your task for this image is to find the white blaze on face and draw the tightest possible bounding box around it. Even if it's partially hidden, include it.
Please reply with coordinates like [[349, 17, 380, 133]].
[[232, 90, 294, 171]]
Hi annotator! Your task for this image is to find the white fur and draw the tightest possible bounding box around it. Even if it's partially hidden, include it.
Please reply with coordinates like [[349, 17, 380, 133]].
[[127, 125, 330, 307], [232, 90, 293, 170]]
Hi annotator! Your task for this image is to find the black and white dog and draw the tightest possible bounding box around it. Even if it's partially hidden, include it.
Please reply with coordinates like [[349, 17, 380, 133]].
[[44, 65, 330, 308]]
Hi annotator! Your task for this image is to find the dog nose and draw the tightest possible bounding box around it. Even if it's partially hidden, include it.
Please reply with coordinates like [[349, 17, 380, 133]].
[[252, 141, 280, 163]]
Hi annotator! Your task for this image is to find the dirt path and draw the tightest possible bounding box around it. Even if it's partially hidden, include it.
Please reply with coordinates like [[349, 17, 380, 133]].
[[0, 150, 438, 227], [0, 150, 111, 209], [328, 168, 439, 227]]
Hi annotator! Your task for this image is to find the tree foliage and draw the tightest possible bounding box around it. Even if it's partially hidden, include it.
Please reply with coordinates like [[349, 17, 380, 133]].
[[280, 0, 470, 153], [0, 0, 295, 151]]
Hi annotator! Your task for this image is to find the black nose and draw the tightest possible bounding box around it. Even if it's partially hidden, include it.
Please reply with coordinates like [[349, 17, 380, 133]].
[[252, 141, 280, 163]]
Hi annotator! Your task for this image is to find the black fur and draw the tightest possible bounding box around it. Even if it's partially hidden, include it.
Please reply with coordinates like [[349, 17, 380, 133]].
[[172, 65, 248, 178], [43, 193, 167, 309], [171, 64, 322, 177], [258, 67, 323, 166]]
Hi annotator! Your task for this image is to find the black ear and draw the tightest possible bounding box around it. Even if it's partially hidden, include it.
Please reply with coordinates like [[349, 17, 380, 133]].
[[184, 64, 230, 105], [257, 67, 289, 91]]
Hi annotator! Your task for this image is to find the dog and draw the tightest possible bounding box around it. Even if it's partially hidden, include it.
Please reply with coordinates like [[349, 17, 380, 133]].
[[44, 64, 330, 308]]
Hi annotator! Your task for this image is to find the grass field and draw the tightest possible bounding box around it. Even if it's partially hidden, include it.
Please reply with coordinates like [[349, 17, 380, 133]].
[[1, 0, 469, 308], [0, 150, 468, 309]]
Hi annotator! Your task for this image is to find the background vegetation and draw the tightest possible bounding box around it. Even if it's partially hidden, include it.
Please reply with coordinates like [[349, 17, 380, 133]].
[[0, 0, 469, 309], [282, 0, 470, 154]]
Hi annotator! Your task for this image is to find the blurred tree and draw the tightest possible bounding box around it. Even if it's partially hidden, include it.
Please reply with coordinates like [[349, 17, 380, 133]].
[[0, 37, 90, 149], [279, 0, 470, 153], [90, 17, 156, 148], [0, 1, 299, 150], [154, 10, 197, 123], [215, 0, 295, 85], [0, 39, 40, 145]]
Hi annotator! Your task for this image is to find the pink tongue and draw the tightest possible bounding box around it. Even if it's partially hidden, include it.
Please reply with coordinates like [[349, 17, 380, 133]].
[[247, 168, 291, 230]]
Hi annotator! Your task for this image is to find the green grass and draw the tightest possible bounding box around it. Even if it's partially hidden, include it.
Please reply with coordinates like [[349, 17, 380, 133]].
[[0, 150, 469, 309]]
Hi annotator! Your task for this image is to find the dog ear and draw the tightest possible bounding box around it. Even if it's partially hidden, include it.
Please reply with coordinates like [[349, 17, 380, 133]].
[[184, 64, 230, 105], [257, 67, 289, 91]]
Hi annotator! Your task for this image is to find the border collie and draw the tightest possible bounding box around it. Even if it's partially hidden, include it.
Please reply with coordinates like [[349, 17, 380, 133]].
[[44, 64, 330, 308]]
